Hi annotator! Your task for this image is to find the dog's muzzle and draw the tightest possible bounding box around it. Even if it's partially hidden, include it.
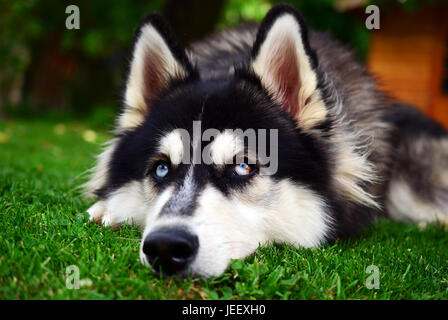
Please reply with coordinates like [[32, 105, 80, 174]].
[[143, 228, 198, 275]]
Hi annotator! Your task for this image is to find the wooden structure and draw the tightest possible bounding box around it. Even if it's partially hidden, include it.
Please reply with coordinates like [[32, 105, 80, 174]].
[[366, 3, 448, 127]]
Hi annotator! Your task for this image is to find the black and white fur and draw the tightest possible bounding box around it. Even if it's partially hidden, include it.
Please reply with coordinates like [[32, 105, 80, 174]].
[[84, 4, 448, 277]]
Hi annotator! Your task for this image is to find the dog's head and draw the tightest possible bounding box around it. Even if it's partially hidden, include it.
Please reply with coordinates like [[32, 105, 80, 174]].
[[85, 4, 377, 277]]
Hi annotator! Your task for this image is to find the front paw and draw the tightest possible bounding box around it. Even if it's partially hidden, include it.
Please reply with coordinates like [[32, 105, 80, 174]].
[[86, 200, 124, 229], [87, 201, 106, 224]]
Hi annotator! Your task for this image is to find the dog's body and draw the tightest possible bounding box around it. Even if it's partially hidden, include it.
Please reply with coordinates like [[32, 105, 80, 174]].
[[85, 4, 448, 277]]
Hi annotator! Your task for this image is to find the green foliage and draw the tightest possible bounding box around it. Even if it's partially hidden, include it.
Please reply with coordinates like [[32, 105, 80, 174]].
[[220, 0, 448, 61], [219, 0, 369, 60], [1, 118, 447, 299], [1, 0, 163, 58], [1, 0, 445, 113], [219, 0, 272, 27], [0, 0, 164, 114]]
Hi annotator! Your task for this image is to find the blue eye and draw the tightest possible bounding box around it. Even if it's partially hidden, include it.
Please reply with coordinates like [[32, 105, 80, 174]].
[[234, 163, 253, 176], [154, 162, 169, 179]]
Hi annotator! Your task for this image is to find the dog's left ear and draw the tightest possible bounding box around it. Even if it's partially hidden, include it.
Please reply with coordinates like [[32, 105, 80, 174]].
[[251, 4, 326, 129], [119, 14, 197, 130]]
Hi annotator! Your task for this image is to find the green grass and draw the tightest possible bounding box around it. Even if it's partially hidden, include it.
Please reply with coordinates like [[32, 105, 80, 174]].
[[0, 117, 447, 300]]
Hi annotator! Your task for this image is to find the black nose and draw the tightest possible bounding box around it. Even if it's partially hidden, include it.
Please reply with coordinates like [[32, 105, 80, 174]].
[[143, 229, 199, 275]]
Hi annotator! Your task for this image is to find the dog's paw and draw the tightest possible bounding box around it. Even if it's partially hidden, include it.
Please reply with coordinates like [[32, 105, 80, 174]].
[[101, 213, 121, 228], [87, 201, 106, 224], [86, 201, 124, 229]]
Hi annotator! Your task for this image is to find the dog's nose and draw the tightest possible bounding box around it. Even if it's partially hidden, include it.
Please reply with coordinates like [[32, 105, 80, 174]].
[[143, 229, 198, 275]]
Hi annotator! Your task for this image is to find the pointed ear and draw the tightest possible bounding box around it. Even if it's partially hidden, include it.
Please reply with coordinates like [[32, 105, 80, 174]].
[[251, 4, 326, 129], [119, 14, 197, 130]]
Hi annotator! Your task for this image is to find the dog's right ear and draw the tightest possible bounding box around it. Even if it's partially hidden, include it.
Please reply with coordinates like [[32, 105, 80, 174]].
[[250, 4, 326, 130], [119, 14, 197, 131]]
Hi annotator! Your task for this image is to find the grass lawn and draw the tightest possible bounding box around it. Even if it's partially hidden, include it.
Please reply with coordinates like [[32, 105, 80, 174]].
[[0, 117, 447, 300]]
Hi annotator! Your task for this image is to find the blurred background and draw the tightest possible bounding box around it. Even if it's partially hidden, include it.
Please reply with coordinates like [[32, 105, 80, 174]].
[[1, 0, 447, 128]]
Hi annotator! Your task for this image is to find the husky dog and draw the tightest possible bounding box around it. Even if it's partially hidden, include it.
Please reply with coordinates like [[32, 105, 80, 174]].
[[84, 4, 448, 277]]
